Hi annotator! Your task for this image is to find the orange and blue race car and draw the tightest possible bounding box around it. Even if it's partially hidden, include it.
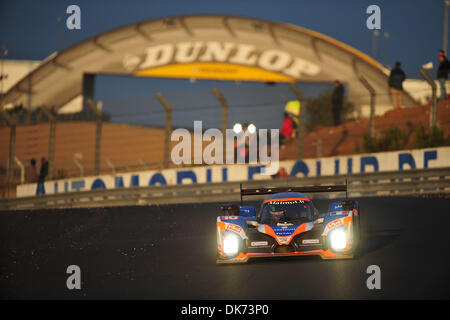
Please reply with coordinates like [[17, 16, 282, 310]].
[[216, 184, 360, 264]]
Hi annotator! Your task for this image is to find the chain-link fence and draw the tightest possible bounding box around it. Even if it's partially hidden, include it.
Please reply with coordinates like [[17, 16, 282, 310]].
[[1, 80, 449, 198]]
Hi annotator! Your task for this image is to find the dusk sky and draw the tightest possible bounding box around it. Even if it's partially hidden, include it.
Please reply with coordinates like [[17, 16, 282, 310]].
[[0, 0, 447, 129]]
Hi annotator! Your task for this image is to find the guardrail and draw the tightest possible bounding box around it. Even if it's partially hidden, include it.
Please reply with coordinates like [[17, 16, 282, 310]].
[[0, 167, 449, 211]]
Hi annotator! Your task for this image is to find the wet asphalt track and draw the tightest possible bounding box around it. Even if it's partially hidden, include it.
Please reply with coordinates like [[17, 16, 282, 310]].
[[0, 196, 450, 299]]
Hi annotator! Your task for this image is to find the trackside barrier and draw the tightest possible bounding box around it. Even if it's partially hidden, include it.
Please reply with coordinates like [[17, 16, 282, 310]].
[[0, 168, 449, 211]]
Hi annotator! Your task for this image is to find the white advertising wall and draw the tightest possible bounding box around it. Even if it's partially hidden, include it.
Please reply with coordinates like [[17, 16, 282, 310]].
[[17, 146, 450, 197]]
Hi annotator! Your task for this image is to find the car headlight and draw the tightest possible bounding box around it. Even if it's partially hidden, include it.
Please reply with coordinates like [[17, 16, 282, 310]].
[[223, 234, 239, 255], [330, 229, 347, 250]]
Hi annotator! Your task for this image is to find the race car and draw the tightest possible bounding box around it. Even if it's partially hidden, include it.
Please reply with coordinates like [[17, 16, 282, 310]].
[[216, 184, 360, 263]]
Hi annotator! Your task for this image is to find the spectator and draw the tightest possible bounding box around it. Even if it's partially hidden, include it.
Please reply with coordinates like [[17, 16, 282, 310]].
[[278, 167, 289, 178], [36, 157, 48, 195], [271, 167, 289, 179], [25, 158, 38, 183], [437, 50, 450, 100], [388, 62, 406, 109], [281, 100, 300, 149], [331, 80, 344, 126], [280, 112, 294, 148], [284, 100, 300, 134], [38, 157, 48, 183]]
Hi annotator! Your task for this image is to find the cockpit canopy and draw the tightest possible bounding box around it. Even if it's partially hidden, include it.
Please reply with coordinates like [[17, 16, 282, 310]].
[[259, 193, 317, 225]]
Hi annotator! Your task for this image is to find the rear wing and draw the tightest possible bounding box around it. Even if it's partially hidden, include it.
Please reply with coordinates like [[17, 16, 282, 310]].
[[239, 181, 347, 205]]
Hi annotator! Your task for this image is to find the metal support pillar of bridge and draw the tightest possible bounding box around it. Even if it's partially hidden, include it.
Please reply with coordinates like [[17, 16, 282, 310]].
[[212, 88, 228, 164], [8, 125, 16, 188], [1, 111, 16, 195], [86, 99, 103, 176], [359, 76, 376, 138], [41, 107, 56, 180], [156, 93, 173, 169], [82, 74, 96, 111], [420, 68, 437, 129], [289, 82, 305, 160]]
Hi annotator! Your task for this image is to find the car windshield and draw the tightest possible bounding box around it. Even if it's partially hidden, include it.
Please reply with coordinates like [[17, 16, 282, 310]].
[[260, 199, 314, 225]]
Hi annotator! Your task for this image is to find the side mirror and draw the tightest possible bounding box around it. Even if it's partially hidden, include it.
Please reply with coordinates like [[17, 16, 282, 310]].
[[220, 204, 240, 216], [239, 206, 257, 222], [247, 220, 259, 227], [315, 213, 326, 224], [341, 200, 355, 211]]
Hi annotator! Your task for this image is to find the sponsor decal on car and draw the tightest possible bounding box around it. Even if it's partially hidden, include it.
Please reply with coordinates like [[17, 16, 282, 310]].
[[327, 219, 342, 229], [222, 216, 239, 220], [226, 224, 242, 233], [250, 241, 269, 247], [331, 210, 348, 216], [268, 200, 305, 205], [302, 239, 320, 244], [276, 236, 291, 244]]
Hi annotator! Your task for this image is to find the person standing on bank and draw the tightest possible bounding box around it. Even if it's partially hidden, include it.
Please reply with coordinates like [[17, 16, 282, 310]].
[[36, 157, 48, 195], [331, 80, 344, 126], [280, 112, 294, 148], [437, 50, 450, 100], [388, 62, 406, 109]]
